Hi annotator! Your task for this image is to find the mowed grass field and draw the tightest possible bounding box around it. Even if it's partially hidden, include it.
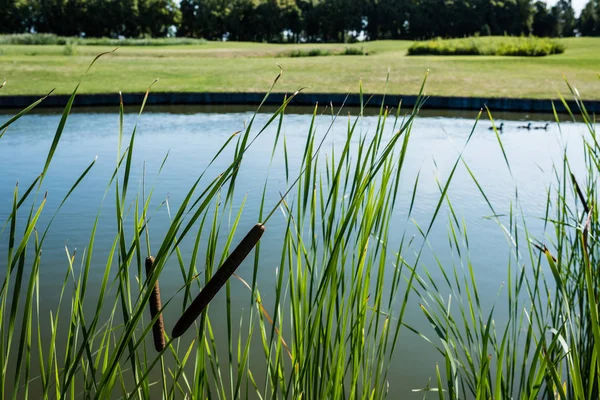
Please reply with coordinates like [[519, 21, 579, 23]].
[[0, 38, 598, 99]]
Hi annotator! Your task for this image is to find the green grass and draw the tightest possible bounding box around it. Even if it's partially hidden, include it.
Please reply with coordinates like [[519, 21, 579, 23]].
[[1, 55, 600, 399], [0, 38, 598, 99], [408, 36, 565, 56]]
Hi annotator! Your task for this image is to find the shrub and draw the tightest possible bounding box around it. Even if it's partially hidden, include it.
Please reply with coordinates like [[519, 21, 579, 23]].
[[341, 46, 367, 55], [0, 34, 207, 46], [496, 37, 566, 56], [408, 38, 479, 55], [285, 48, 332, 57], [0, 33, 66, 45], [63, 40, 77, 56], [280, 47, 367, 58], [407, 36, 565, 56]]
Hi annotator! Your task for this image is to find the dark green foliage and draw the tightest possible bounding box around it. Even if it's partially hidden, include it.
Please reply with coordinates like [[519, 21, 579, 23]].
[[552, 0, 577, 36], [480, 24, 492, 36], [0, 0, 179, 38], [341, 46, 366, 55], [0, 0, 593, 41], [407, 36, 566, 56], [533, 1, 559, 36], [138, 0, 181, 37], [0, 0, 28, 33], [579, 0, 600, 36]]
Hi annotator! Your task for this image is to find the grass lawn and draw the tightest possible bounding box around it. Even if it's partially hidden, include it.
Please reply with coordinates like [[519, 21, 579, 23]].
[[0, 38, 598, 99]]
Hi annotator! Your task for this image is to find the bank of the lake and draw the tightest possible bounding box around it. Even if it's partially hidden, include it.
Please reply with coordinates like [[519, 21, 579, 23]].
[[1, 91, 599, 113]]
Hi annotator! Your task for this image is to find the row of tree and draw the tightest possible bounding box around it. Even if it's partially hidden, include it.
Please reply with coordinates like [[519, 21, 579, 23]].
[[1, 0, 599, 41], [0, 0, 180, 37]]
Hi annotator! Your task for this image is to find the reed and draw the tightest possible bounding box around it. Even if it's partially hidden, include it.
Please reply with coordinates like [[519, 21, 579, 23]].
[[411, 83, 600, 399]]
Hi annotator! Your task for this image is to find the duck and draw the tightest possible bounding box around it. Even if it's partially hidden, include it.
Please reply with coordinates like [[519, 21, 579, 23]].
[[488, 122, 503, 131], [518, 122, 532, 130], [534, 123, 549, 130]]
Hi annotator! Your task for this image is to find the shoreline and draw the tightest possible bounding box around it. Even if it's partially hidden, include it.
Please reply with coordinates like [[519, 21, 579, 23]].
[[0, 92, 597, 113]]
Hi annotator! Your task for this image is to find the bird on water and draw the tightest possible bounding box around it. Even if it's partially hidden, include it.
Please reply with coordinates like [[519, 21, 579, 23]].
[[489, 122, 503, 131], [518, 122, 532, 130]]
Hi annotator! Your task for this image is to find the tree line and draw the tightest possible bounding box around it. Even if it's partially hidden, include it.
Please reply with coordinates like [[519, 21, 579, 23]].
[[1, 0, 599, 41]]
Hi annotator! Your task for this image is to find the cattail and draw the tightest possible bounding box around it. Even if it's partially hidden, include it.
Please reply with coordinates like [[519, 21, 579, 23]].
[[146, 256, 166, 352], [172, 223, 265, 338]]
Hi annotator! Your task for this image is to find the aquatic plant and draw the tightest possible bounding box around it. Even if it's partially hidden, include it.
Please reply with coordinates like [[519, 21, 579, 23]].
[[0, 51, 598, 400], [414, 90, 600, 398]]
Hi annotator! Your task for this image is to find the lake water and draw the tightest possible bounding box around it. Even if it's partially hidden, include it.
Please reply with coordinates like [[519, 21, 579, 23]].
[[0, 104, 590, 398]]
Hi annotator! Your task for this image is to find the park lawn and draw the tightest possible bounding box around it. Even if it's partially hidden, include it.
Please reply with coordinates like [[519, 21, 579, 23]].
[[0, 38, 598, 99]]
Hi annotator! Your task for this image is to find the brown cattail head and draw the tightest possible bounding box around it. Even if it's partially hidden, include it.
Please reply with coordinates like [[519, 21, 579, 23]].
[[146, 256, 166, 352], [172, 223, 265, 339]]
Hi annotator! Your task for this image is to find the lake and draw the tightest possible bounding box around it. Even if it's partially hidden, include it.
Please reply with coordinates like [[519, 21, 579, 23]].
[[0, 103, 589, 398]]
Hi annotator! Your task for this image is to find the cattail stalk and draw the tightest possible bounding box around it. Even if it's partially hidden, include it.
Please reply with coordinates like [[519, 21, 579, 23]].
[[146, 256, 166, 352], [172, 223, 265, 338]]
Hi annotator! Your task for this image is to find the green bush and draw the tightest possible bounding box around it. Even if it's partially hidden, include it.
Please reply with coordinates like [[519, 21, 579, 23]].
[[80, 37, 207, 46], [285, 48, 333, 57], [0, 33, 67, 45], [341, 46, 367, 55], [496, 37, 566, 56], [0, 34, 207, 46], [407, 36, 565, 56], [63, 40, 77, 56], [281, 46, 367, 58]]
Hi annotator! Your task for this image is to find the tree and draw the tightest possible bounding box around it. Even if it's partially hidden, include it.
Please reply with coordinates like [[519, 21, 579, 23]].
[[279, 0, 302, 41], [0, 0, 33, 33], [483, 0, 533, 36], [551, 0, 576, 36], [365, 0, 410, 40], [32, 0, 86, 36], [579, 0, 599, 35], [0, 0, 586, 41], [178, 0, 224, 39], [408, 0, 458, 39], [315, 0, 362, 42], [139, 0, 181, 37], [532, 1, 557, 36], [112, 0, 141, 37]]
